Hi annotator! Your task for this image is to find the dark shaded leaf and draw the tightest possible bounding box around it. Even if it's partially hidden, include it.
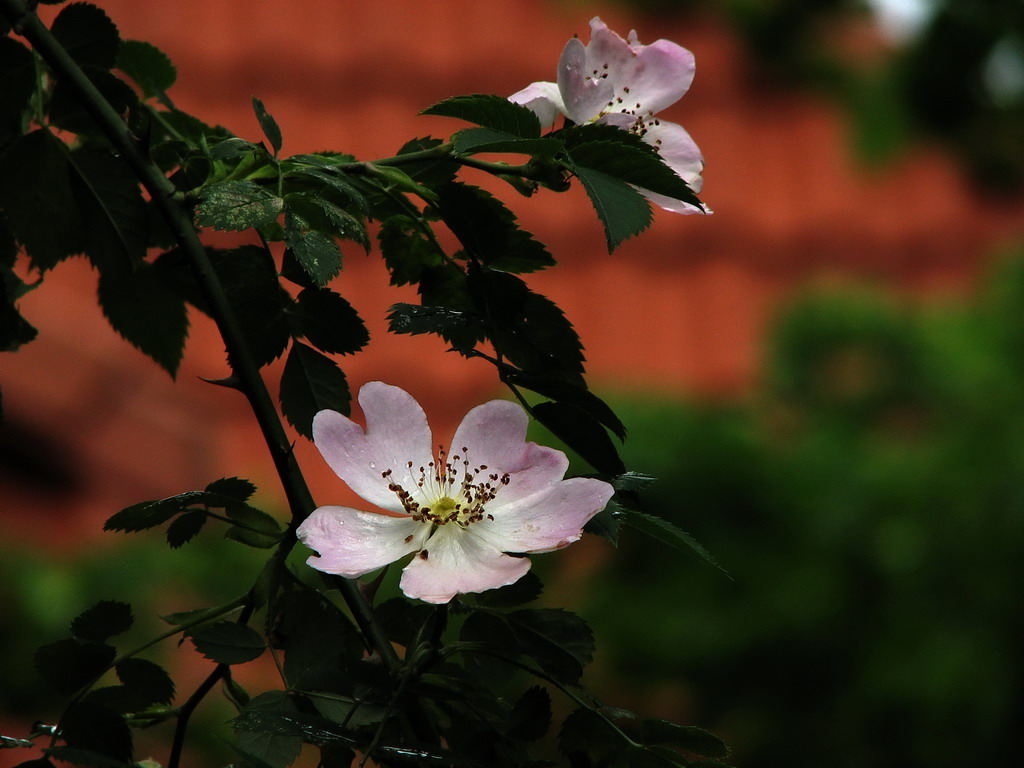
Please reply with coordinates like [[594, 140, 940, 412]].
[[206, 476, 257, 502], [500, 366, 626, 440], [97, 261, 188, 376], [393, 136, 457, 187], [232, 692, 303, 768], [289, 287, 369, 355], [559, 707, 623, 764], [622, 509, 728, 575], [50, 2, 120, 70], [279, 342, 350, 438], [472, 570, 543, 607], [67, 147, 148, 274], [115, 658, 175, 707], [284, 211, 342, 286], [71, 601, 133, 643], [459, 610, 519, 685], [43, 746, 129, 768], [572, 164, 651, 252], [0, 38, 35, 147], [378, 214, 445, 286], [209, 245, 291, 367], [507, 608, 594, 683], [0, 277, 38, 352], [641, 720, 730, 758], [103, 494, 195, 533], [452, 127, 563, 157], [34, 639, 115, 694], [225, 505, 283, 548], [506, 686, 551, 742], [252, 96, 282, 154], [116, 40, 176, 99], [422, 94, 541, 138], [275, 583, 361, 691], [386, 302, 479, 339], [165, 510, 206, 548], [532, 400, 625, 475], [59, 703, 132, 764], [0, 130, 86, 270], [568, 138, 702, 210], [437, 183, 554, 273], [196, 180, 283, 231], [1, 735, 35, 748], [48, 68, 137, 138], [190, 621, 265, 664]]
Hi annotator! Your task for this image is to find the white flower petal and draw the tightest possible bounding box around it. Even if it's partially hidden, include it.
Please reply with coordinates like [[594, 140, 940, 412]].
[[312, 382, 434, 511], [471, 477, 614, 554], [399, 526, 531, 604], [509, 81, 565, 131], [297, 506, 427, 578], [558, 36, 614, 124]]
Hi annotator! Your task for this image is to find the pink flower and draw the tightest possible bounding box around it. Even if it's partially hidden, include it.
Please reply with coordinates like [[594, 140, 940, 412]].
[[510, 17, 707, 214], [297, 382, 614, 604]]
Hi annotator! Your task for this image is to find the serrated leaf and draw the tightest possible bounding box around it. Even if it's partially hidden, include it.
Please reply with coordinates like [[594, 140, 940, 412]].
[[499, 366, 626, 440], [232, 692, 303, 768], [386, 302, 479, 338], [205, 476, 257, 502], [279, 341, 351, 438], [437, 183, 554, 273], [67, 147, 148, 274], [289, 287, 369, 355], [116, 39, 176, 99], [190, 622, 265, 664], [622, 509, 729, 575], [285, 195, 368, 250], [48, 68, 138, 140], [34, 639, 115, 694], [71, 600, 133, 643], [641, 720, 730, 758], [285, 165, 368, 214], [284, 211, 342, 286], [572, 164, 652, 252], [97, 261, 188, 376], [473, 570, 543, 607], [0, 276, 38, 352], [103, 495, 195, 533], [226, 504, 281, 535], [208, 245, 291, 367], [532, 400, 624, 475], [166, 510, 206, 548], [50, 2, 120, 70], [251, 96, 282, 154], [276, 583, 361, 691], [422, 94, 541, 138], [452, 127, 563, 157], [114, 658, 176, 707], [377, 215, 445, 286], [59, 702, 132, 764], [0, 130, 87, 270], [392, 136, 457, 187], [506, 608, 594, 683], [196, 180, 283, 231], [507, 686, 551, 742], [0, 38, 35, 146], [569, 139, 702, 210], [612, 472, 658, 492]]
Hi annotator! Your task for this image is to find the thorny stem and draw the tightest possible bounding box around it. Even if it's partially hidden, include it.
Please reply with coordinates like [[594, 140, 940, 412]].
[[0, 0, 400, 743]]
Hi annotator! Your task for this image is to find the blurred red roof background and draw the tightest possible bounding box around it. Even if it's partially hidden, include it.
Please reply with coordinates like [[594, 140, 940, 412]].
[[3, 0, 1023, 545]]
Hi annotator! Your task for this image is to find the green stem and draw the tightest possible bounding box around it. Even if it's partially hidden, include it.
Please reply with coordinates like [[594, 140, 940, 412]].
[[0, 0, 397, 667]]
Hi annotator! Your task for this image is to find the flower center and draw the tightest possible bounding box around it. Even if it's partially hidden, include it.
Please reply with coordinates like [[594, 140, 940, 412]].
[[381, 445, 510, 528]]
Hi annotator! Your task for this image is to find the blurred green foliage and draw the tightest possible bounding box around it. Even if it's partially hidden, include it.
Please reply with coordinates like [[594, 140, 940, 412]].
[[615, 0, 1024, 194], [553, 251, 1024, 767]]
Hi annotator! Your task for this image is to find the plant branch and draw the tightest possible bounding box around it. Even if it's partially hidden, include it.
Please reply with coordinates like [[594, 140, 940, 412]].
[[0, 0, 398, 669]]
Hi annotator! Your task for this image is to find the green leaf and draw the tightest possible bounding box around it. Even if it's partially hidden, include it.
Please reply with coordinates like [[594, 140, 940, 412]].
[[1, 735, 36, 749], [71, 600, 133, 643], [532, 400, 624, 474], [506, 608, 594, 683], [472, 570, 543, 607], [437, 183, 554, 273], [641, 720, 730, 758], [0, 38, 35, 147], [206, 476, 257, 502], [499, 366, 626, 441], [392, 136, 457, 187], [190, 621, 265, 664], [34, 638, 115, 694], [251, 96, 282, 154], [377, 215, 445, 286], [196, 180, 283, 231], [67, 147, 148, 274], [97, 261, 188, 376], [226, 505, 282, 535], [0, 130, 86, 270], [386, 302, 479, 339], [451, 127, 563, 157], [284, 211, 342, 286], [279, 341, 351, 438], [49, 68, 138, 138], [103, 495, 193, 533], [59, 702, 132, 764], [116, 40, 176, 99], [50, 2, 120, 70], [165, 510, 206, 548], [275, 583, 361, 691], [622, 509, 728, 575], [115, 658, 176, 707], [289, 287, 369, 355], [569, 139, 702, 210], [232, 692, 304, 768], [572, 164, 652, 252], [422, 94, 541, 138], [506, 686, 551, 742]]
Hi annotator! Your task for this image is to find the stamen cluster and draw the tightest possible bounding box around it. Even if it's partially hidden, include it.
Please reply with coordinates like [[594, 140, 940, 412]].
[[382, 445, 510, 528]]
